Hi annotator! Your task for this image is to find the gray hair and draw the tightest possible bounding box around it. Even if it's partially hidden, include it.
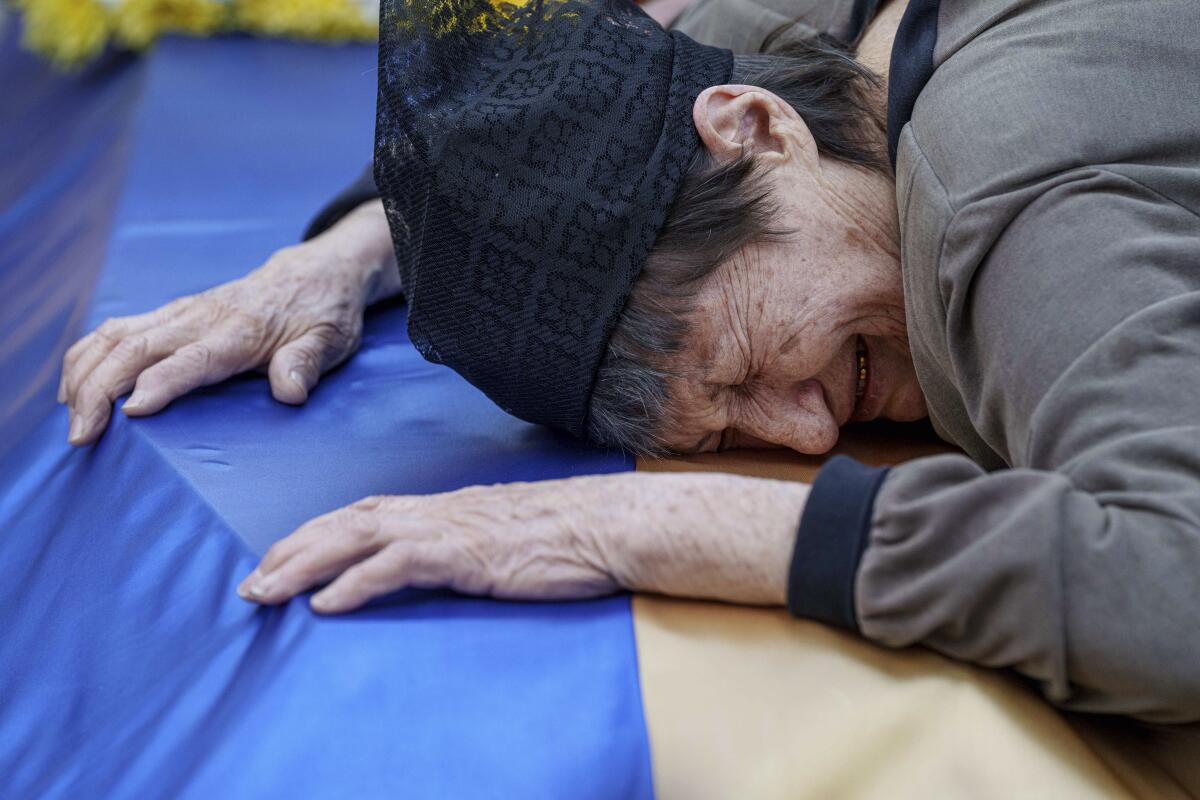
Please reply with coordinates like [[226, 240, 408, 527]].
[[585, 34, 884, 454]]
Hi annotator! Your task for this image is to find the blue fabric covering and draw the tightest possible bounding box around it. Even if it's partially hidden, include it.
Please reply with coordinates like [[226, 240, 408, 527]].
[[0, 27, 653, 799]]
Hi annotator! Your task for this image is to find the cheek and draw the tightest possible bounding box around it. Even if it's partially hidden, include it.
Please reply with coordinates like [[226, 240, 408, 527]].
[[881, 339, 929, 421], [765, 327, 842, 384], [762, 287, 852, 378], [896, 373, 929, 420]]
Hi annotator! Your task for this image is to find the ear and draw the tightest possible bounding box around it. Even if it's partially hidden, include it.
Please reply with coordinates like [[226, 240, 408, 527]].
[[692, 84, 817, 167]]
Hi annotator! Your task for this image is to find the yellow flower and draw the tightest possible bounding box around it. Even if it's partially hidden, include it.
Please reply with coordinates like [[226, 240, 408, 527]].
[[16, 0, 111, 67], [234, 0, 377, 41], [395, 0, 569, 39], [112, 0, 228, 51], [13, 0, 378, 69]]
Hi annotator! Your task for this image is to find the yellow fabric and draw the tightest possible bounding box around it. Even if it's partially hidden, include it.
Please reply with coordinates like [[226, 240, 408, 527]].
[[634, 422, 1192, 799], [632, 598, 1139, 799]]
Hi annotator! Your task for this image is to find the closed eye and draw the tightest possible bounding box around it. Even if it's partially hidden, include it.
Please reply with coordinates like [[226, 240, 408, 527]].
[[685, 432, 721, 454]]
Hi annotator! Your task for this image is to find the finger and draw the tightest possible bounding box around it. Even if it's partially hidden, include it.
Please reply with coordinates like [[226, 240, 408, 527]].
[[238, 512, 385, 605], [251, 527, 313, 580], [61, 321, 127, 404], [66, 328, 193, 444], [61, 314, 157, 407], [267, 324, 353, 405], [239, 499, 387, 594], [310, 545, 449, 614], [122, 336, 253, 417]]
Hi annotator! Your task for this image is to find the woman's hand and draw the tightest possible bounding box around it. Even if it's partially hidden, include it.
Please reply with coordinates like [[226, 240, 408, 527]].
[[60, 200, 400, 446], [237, 472, 810, 614]]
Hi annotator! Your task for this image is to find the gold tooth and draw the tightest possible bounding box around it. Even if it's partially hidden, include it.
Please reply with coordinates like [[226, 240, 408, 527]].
[[855, 344, 868, 399]]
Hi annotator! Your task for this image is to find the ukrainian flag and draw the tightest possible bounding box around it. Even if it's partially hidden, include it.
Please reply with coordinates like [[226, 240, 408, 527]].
[[0, 17, 1176, 799]]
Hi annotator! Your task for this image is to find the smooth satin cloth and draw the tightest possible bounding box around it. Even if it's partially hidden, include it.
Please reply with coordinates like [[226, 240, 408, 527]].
[[0, 28, 652, 799]]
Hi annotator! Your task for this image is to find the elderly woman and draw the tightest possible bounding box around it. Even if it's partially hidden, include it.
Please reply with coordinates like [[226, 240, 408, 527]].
[[60, 0, 1200, 722]]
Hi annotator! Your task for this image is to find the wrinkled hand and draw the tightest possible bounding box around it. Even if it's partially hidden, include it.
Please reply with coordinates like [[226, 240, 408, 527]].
[[237, 472, 810, 614], [60, 201, 399, 445]]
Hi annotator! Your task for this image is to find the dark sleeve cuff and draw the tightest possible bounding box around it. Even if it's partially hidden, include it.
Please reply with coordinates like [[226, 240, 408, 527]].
[[302, 165, 380, 241], [786, 455, 890, 632]]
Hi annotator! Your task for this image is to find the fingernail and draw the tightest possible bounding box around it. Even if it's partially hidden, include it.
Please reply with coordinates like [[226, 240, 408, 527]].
[[238, 582, 267, 600], [248, 573, 274, 599], [123, 392, 145, 411], [310, 592, 333, 612], [289, 370, 307, 392], [68, 417, 84, 443], [237, 569, 264, 598]]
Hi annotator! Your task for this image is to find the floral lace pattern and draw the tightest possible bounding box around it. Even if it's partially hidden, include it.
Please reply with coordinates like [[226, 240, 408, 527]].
[[374, 0, 732, 436]]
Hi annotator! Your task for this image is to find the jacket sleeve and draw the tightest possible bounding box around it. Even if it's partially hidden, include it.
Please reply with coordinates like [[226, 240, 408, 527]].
[[792, 176, 1200, 722], [302, 165, 379, 241]]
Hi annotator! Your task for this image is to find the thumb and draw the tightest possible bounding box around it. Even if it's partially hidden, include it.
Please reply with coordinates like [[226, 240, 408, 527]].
[[267, 326, 349, 405]]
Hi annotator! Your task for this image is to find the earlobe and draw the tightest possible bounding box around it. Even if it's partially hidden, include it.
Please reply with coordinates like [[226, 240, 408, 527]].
[[692, 84, 797, 163]]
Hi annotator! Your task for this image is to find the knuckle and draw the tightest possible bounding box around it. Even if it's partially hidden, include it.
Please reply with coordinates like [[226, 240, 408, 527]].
[[195, 299, 231, 327], [381, 542, 412, 565], [112, 334, 149, 363], [286, 558, 319, 585], [340, 508, 380, 542], [147, 359, 184, 385], [182, 342, 215, 370], [158, 297, 193, 319], [405, 544, 442, 573], [288, 345, 321, 373], [352, 495, 385, 513], [373, 546, 412, 584], [96, 318, 126, 338], [306, 322, 339, 348], [76, 376, 110, 408], [314, 320, 359, 351], [63, 337, 90, 367], [339, 319, 364, 346], [215, 311, 272, 359]]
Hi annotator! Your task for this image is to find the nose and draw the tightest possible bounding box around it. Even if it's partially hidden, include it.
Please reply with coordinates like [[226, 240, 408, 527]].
[[741, 379, 840, 455]]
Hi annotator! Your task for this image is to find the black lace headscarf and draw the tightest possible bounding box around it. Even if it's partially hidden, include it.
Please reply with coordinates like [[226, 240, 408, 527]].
[[374, 0, 733, 437]]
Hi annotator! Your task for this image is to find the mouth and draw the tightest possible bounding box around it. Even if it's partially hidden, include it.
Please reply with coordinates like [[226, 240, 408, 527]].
[[852, 336, 870, 419]]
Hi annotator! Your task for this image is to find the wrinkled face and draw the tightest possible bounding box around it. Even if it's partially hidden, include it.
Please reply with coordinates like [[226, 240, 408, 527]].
[[657, 234, 928, 454], [656, 93, 928, 453]]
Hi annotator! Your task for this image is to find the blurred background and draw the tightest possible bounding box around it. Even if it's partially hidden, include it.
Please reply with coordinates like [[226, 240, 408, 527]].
[[0, 0, 383, 463]]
